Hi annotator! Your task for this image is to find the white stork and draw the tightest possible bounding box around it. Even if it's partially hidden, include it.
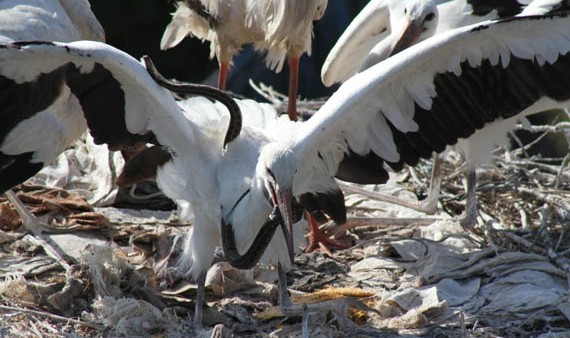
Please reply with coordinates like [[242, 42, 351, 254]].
[[0, 39, 335, 327], [320, 0, 564, 87], [321, 0, 439, 87], [235, 12, 570, 258], [320, 0, 570, 226], [0, 0, 104, 234], [119, 59, 352, 321], [160, 0, 328, 120]]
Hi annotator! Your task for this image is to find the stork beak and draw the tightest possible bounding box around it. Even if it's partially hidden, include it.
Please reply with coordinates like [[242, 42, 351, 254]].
[[390, 20, 423, 56], [271, 186, 295, 265]]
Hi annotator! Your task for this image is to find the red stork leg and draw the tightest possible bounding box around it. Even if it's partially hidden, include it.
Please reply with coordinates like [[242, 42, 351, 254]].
[[218, 61, 229, 90], [287, 55, 299, 121]]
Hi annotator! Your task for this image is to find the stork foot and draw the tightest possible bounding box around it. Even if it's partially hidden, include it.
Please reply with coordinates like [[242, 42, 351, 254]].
[[305, 231, 350, 254], [305, 213, 350, 254], [459, 206, 479, 229]]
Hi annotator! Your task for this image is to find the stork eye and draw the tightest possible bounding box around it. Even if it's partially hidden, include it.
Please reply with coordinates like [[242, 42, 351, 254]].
[[425, 13, 435, 21], [404, 8, 408, 14], [266, 167, 276, 180]]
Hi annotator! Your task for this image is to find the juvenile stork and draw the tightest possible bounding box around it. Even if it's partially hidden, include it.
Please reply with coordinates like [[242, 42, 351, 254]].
[[0, 0, 104, 235], [161, 0, 328, 120]]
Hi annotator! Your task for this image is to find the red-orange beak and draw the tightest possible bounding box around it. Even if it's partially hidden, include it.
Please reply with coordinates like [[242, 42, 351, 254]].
[[269, 183, 295, 265], [390, 20, 424, 56]]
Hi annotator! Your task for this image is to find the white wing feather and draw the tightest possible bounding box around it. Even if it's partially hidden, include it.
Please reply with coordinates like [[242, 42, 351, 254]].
[[295, 14, 570, 195]]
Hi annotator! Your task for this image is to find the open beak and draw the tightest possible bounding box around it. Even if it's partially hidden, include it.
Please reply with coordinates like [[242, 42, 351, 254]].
[[269, 183, 295, 265], [390, 20, 424, 56]]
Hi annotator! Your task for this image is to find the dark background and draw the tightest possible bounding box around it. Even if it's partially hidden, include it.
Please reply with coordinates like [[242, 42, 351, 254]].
[[88, 0, 368, 100]]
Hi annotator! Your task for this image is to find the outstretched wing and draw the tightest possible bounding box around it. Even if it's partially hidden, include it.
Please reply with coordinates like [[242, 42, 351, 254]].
[[0, 40, 205, 166], [295, 13, 570, 195]]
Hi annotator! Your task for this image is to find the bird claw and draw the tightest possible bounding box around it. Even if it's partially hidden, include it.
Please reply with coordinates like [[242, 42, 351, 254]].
[[305, 230, 350, 254], [305, 212, 350, 254]]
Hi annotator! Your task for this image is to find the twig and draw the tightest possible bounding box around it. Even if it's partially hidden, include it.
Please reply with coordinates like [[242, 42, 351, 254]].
[[508, 131, 530, 159], [507, 159, 563, 175], [517, 187, 570, 219], [555, 152, 570, 188], [510, 130, 551, 158], [539, 205, 570, 276], [514, 122, 570, 133], [0, 305, 104, 330], [248, 79, 326, 115], [337, 181, 439, 214], [518, 207, 529, 229], [29, 318, 42, 337], [331, 217, 440, 237], [500, 231, 547, 256], [249, 80, 284, 105]]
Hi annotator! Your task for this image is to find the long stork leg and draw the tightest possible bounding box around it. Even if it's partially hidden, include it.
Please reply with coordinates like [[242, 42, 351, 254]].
[[460, 164, 478, 228], [218, 61, 229, 91], [305, 213, 349, 254], [286, 54, 348, 254], [337, 153, 444, 215], [193, 271, 207, 328], [287, 55, 299, 121], [420, 153, 444, 214], [5, 190, 47, 236]]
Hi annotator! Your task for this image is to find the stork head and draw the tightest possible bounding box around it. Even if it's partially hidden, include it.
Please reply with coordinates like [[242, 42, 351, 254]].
[[391, 0, 438, 56], [256, 143, 298, 263]]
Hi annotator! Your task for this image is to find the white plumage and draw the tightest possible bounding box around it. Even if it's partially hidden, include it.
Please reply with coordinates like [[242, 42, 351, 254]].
[[0, 0, 103, 43], [321, 0, 560, 87], [247, 13, 570, 242], [320, 0, 570, 224]]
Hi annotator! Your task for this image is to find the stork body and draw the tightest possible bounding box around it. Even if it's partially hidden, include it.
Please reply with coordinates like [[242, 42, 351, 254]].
[[161, 0, 328, 119]]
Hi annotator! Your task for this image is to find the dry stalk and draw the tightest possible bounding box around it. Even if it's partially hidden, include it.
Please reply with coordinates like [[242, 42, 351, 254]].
[[0, 305, 103, 331]]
